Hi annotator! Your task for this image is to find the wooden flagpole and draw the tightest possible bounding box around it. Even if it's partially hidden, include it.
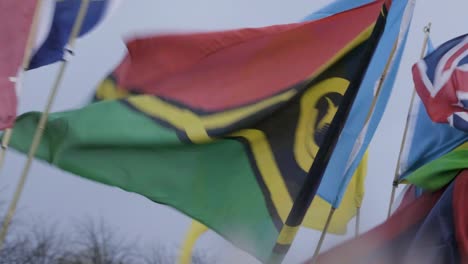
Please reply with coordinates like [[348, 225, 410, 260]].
[[0, 0, 47, 173], [0, 130, 13, 172], [387, 23, 432, 218], [0, 0, 91, 249]]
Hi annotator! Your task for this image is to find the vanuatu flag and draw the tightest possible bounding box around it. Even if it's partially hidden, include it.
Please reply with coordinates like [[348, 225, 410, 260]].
[[9, 1, 387, 262]]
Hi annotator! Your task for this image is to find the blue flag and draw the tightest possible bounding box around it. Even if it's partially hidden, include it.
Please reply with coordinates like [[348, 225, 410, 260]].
[[28, 0, 120, 70], [305, 0, 416, 208], [303, 0, 377, 21]]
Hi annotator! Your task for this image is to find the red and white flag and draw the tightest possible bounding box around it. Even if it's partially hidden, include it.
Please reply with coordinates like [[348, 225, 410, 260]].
[[412, 33, 468, 132]]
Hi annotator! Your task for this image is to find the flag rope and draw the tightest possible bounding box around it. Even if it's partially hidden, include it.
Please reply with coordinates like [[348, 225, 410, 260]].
[[0, 0, 47, 173], [387, 22, 432, 218], [0, 0, 91, 250]]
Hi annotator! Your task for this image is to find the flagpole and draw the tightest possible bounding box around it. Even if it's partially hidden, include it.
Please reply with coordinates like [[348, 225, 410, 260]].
[[309, 208, 335, 264], [0, 130, 13, 172], [354, 206, 361, 237], [0, 0, 47, 173], [0, 0, 91, 249], [266, 5, 389, 264], [307, 27, 399, 264], [387, 23, 431, 218]]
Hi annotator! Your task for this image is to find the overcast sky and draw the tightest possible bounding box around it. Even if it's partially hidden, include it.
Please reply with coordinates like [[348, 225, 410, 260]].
[[1, 0, 468, 263]]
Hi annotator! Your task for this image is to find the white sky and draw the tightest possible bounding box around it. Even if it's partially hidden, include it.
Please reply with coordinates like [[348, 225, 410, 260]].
[[1, 1, 467, 263]]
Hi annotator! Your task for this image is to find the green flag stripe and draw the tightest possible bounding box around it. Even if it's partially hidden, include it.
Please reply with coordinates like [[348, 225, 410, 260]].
[[10, 100, 279, 261], [403, 143, 468, 190], [121, 100, 289, 231], [233, 136, 285, 231]]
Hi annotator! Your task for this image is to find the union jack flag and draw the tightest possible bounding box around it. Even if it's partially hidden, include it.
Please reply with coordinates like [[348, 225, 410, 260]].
[[412, 33, 468, 132]]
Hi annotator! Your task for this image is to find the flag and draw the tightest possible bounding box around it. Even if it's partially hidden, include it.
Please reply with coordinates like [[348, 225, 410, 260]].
[[94, 1, 376, 234], [0, 0, 55, 130], [28, 0, 121, 70], [302, 0, 376, 21], [314, 0, 416, 209], [454, 173, 468, 260], [306, 170, 468, 264], [398, 76, 468, 184], [308, 187, 444, 264], [412, 34, 468, 132], [0, 0, 36, 130], [1, 0, 120, 129], [94, 0, 407, 217], [390, 184, 421, 215], [9, 1, 385, 261], [177, 156, 366, 263], [401, 142, 468, 191], [399, 36, 468, 191]]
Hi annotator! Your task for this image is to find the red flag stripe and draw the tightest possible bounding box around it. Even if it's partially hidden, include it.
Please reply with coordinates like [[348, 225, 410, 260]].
[[113, 0, 383, 111]]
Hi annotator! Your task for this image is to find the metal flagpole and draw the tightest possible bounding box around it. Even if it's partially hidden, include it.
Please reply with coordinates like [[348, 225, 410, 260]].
[[307, 30, 399, 264], [355, 206, 361, 237], [266, 4, 389, 263], [0, 0, 47, 173], [309, 208, 335, 264], [0, 0, 91, 249], [387, 23, 431, 218]]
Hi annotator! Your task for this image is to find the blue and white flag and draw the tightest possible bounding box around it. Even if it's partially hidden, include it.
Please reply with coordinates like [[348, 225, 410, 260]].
[[308, 0, 416, 208], [28, 0, 121, 70]]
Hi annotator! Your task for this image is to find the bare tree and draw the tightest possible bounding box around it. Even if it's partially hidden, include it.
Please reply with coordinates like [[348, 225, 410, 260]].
[[141, 245, 175, 264], [57, 218, 141, 264], [0, 208, 215, 264], [142, 246, 217, 264], [0, 220, 62, 264], [191, 250, 217, 264]]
